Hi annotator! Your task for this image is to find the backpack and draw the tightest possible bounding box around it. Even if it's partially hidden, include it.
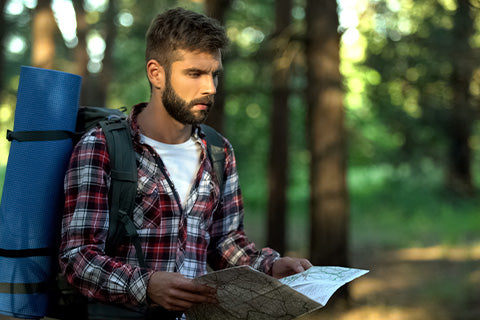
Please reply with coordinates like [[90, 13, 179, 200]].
[[75, 107, 227, 265], [4, 106, 227, 319]]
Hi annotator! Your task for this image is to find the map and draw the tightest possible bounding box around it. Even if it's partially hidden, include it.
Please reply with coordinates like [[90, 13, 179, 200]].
[[185, 265, 368, 320], [279, 266, 369, 306]]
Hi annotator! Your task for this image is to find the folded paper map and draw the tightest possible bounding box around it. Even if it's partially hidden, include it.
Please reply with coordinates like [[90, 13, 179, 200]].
[[186, 265, 368, 320]]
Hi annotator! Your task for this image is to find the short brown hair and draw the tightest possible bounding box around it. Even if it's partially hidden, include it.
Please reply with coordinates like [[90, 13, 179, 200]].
[[145, 7, 229, 68]]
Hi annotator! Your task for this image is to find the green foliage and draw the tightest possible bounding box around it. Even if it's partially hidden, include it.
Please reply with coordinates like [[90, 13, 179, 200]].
[[347, 0, 479, 170], [349, 163, 480, 251]]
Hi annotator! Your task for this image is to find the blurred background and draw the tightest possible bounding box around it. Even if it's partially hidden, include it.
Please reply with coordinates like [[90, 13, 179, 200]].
[[0, 0, 479, 319]]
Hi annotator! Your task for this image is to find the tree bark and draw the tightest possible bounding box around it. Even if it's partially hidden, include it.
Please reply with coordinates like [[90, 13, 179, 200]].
[[32, 0, 57, 69], [204, 0, 231, 134], [73, 1, 88, 77], [446, 0, 475, 196], [306, 0, 349, 268], [266, 0, 292, 255], [72, 0, 89, 105], [75, 0, 117, 107], [99, 0, 118, 107]]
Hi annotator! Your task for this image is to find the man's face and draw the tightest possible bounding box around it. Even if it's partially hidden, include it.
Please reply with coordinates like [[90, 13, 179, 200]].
[[162, 50, 222, 125]]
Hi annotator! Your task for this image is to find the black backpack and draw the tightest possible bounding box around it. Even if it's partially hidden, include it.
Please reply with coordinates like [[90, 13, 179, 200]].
[[6, 106, 227, 319], [77, 107, 227, 266]]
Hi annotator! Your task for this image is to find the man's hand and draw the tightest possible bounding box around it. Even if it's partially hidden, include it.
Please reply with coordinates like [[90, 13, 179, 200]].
[[147, 271, 217, 311], [271, 257, 313, 279]]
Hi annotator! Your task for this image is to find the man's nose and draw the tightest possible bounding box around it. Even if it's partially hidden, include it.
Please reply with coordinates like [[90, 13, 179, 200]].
[[202, 74, 217, 95]]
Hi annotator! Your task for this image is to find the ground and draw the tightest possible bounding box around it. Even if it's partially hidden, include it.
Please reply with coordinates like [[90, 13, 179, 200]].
[[298, 245, 480, 320]]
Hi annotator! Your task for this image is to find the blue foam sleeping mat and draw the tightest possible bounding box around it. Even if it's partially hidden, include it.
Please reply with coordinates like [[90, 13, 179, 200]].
[[0, 66, 81, 319]]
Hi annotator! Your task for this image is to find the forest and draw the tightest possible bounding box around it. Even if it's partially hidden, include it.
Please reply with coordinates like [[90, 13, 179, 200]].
[[0, 0, 480, 319]]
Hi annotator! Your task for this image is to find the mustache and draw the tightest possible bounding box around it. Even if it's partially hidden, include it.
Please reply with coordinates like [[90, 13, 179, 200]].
[[190, 95, 215, 107]]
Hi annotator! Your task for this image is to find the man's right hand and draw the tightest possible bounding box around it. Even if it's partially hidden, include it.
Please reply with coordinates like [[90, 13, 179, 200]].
[[147, 271, 217, 311]]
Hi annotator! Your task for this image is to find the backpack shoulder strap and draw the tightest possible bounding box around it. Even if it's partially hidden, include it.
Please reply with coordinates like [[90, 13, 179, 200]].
[[200, 124, 227, 196], [99, 119, 146, 268]]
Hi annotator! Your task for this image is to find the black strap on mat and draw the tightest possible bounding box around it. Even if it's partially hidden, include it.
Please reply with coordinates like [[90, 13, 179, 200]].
[[0, 247, 53, 258], [6, 129, 76, 142], [0, 247, 54, 294], [0, 281, 48, 294]]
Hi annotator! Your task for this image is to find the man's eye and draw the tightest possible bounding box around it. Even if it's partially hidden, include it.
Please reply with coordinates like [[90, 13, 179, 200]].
[[189, 72, 200, 78]]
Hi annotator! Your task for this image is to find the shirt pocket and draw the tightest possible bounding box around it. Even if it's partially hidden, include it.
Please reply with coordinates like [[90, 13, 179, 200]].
[[133, 174, 160, 228], [192, 177, 219, 233]]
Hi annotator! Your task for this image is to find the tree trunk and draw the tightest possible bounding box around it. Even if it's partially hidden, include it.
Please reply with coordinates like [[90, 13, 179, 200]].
[[72, 0, 89, 105], [32, 0, 57, 69], [306, 0, 349, 268], [99, 0, 118, 107], [204, 0, 231, 134], [75, 0, 117, 107], [266, 0, 292, 255], [446, 0, 475, 196]]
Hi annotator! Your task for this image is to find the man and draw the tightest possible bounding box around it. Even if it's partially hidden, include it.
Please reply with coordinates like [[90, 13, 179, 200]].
[[59, 7, 312, 319]]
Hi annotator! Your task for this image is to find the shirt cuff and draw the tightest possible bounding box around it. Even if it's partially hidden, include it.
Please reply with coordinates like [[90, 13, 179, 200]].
[[129, 269, 155, 306]]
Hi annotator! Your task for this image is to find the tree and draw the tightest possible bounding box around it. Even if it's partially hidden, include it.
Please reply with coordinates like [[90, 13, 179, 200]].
[[99, 0, 118, 107], [446, 0, 476, 195], [358, 0, 479, 196], [77, 0, 118, 107], [306, 0, 349, 268], [32, 0, 57, 68], [72, 0, 89, 104], [204, 0, 232, 134], [266, 0, 292, 255]]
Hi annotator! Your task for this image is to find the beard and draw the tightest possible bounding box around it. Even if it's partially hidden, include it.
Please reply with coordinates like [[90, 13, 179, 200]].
[[162, 78, 214, 125]]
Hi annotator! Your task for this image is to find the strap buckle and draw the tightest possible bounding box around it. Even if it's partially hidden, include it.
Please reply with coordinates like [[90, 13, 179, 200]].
[[6, 129, 14, 141]]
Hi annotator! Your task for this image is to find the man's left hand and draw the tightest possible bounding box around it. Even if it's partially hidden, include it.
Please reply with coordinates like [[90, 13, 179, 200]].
[[271, 257, 313, 279]]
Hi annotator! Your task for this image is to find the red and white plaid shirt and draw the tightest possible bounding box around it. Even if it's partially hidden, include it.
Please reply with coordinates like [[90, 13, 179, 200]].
[[59, 103, 279, 308]]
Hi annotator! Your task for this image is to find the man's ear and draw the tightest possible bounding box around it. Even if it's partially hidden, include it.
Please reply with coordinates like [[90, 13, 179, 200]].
[[146, 59, 165, 90]]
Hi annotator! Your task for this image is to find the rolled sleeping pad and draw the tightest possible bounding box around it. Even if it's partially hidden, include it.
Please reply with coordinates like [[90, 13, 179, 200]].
[[0, 66, 81, 319]]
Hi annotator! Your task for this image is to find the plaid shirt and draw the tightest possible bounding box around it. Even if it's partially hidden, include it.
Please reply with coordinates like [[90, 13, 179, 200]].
[[59, 103, 279, 308]]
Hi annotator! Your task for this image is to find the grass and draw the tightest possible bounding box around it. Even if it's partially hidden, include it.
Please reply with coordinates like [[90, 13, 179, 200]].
[[242, 162, 480, 255], [348, 163, 480, 251]]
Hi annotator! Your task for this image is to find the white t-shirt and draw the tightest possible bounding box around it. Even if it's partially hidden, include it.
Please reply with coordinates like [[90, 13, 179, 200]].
[[140, 134, 202, 205]]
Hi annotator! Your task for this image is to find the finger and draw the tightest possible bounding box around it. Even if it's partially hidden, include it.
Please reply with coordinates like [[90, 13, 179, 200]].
[[177, 279, 217, 296], [163, 298, 195, 311], [170, 287, 217, 304], [300, 259, 313, 270]]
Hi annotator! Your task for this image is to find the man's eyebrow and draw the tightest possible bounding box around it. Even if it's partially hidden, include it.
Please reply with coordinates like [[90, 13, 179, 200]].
[[184, 67, 223, 74]]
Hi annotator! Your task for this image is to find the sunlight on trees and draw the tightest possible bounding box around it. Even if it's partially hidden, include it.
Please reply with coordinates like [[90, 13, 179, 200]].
[[6, 35, 26, 54], [0, 0, 479, 202], [52, 0, 76, 47], [1, 0, 478, 180], [86, 30, 105, 73]]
